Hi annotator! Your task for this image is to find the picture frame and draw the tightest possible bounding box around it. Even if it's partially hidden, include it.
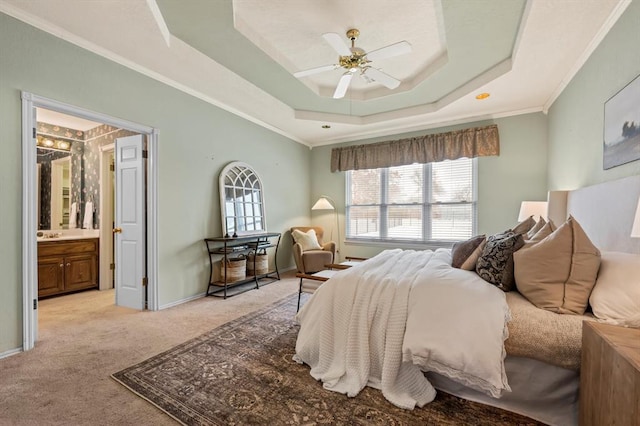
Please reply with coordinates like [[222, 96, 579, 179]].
[[603, 73, 640, 170]]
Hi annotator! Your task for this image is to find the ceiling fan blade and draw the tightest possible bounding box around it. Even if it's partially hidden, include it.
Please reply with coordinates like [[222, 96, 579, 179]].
[[293, 64, 337, 78], [366, 41, 412, 61], [364, 68, 401, 89], [322, 32, 352, 56], [333, 73, 353, 99]]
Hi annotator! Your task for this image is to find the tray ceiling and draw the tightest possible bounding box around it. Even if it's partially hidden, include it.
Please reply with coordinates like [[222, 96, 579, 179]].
[[0, 0, 629, 146]]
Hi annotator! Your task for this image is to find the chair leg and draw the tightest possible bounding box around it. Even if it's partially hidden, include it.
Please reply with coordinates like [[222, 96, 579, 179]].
[[297, 277, 303, 312]]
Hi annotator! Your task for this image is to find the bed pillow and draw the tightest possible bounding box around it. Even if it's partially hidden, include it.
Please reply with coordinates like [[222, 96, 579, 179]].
[[514, 216, 601, 315], [451, 235, 486, 270], [589, 252, 640, 322], [292, 229, 322, 251], [521, 221, 555, 249], [510, 216, 536, 235], [526, 217, 546, 240], [476, 232, 525, 291]]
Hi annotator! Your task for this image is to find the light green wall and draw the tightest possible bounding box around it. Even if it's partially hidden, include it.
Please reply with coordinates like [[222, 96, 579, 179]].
[[0, 14, 309, 353], [310, 113, 548, 259], [547, 1, 640, 189]]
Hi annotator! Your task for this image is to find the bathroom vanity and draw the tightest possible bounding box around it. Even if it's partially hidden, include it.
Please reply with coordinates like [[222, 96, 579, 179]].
[[37, 237, 99, 298]]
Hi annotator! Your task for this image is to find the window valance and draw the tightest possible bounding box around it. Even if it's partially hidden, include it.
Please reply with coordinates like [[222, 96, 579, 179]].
[[330, 124, 500, 172]]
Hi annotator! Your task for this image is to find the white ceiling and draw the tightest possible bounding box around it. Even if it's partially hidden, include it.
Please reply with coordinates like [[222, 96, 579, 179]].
[[0, 0, 630, 147]]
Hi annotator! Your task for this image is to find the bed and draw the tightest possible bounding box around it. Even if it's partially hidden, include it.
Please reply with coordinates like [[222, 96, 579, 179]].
[[294, 175, 640, 426]]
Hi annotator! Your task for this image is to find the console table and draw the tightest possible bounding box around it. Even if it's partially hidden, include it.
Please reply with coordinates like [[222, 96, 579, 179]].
[[204, 232, 281, 298]]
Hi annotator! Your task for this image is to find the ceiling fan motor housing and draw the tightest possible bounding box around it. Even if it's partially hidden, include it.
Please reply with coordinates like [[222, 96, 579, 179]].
[[339, 48, 369, 73]]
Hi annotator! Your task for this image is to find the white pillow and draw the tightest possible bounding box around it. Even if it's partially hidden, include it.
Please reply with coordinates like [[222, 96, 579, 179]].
[[292, 229, 322, 251], [589, 251, 640, 322]]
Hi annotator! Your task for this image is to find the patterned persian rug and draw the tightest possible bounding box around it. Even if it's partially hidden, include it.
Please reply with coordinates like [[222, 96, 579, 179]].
[[112, 294, 542, 425]]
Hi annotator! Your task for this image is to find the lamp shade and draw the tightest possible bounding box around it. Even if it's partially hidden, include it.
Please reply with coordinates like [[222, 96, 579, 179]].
[[518, 201, 548, 222], [312, 196, 334, 210], [631, 197, 640, 238]]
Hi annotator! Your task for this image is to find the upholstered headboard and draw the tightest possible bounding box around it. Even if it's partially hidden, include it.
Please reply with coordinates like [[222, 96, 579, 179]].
[[549, 175, 640, 254]]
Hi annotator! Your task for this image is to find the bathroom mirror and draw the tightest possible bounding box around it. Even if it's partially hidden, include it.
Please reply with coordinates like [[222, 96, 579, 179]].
[[37, 147, 73, 230], [219, 161, 266, 237]]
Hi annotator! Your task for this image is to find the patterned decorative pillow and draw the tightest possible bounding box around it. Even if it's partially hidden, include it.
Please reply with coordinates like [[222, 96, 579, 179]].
[[476, 232, 525, 291], [511, 216, 536, 235], [451, 235, 486, 270]]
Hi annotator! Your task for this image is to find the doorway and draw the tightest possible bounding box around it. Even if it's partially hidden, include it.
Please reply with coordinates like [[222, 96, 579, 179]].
[[21, 92, 159, 351]]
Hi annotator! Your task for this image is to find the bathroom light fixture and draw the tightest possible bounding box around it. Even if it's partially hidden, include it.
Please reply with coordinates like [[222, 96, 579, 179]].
[[36, 135, 72, 152], [312, 195, 341, 261]]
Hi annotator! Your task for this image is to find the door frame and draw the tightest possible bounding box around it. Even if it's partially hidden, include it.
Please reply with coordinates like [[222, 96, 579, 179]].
[[99, 143, 115, 290], [21, 92, 159, 351]]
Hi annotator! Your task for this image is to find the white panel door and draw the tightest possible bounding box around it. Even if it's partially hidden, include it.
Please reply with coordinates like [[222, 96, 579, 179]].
[[115, 135, 145, 309]]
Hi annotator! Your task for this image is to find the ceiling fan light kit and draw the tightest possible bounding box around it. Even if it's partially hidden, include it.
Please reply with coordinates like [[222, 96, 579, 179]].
[[293, 28, 412, 99]]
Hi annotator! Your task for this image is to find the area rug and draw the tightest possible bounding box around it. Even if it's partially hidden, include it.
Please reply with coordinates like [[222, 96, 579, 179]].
[[112, 294, 543, 425]]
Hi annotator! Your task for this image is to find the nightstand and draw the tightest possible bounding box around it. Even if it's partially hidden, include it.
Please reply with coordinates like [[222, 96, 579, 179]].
[[580, 321, 640, 426]]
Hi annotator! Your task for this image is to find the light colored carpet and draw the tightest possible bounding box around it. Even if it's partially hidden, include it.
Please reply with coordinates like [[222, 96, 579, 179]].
[[0, 272, 300, 425]]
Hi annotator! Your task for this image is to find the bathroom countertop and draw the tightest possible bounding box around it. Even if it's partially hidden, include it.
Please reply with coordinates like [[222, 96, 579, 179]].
[[37, 230, 100, 242]]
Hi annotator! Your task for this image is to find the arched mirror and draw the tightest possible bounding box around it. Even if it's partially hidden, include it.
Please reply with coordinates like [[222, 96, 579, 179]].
[[219, 162, 266, 237]]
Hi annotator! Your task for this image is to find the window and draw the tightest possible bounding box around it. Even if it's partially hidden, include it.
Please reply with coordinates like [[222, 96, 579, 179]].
[[346, 158, 477, 244]]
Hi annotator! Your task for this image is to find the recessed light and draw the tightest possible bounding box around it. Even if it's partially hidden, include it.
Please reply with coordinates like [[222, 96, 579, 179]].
[[475, 92, 490, 100], [321, 125, 331, 129]]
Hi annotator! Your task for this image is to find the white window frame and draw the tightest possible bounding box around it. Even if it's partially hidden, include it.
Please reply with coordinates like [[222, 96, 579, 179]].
[[345, 158, 478, 248]]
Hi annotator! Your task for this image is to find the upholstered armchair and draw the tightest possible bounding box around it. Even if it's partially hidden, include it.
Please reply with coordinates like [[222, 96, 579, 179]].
[[290, 226, 336, 273]]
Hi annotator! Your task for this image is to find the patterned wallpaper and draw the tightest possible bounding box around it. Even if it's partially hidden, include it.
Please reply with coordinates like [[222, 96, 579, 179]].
[[37, 121, 137, 230]]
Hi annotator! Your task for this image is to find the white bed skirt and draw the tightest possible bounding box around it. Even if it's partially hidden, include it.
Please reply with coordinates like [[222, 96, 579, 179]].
[[427, 356, 579, 426]]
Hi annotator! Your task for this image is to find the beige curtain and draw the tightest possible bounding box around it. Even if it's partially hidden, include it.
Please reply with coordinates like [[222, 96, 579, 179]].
[[330, 124, 500, 172]]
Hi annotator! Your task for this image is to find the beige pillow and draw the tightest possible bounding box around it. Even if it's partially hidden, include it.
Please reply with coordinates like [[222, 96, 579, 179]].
[[514, 216, 601, 315], [292, 229, 322, 251], [589, 252, 640, 322], [526, 218, 546, 240], [511, 216, 536, 235]]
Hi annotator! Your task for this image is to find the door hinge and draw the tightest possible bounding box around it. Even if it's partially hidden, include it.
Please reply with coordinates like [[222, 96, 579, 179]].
[[110, 263, 115, 270], [110, 164, 115, 171], [33, 128, 36, 138], [33, 299, 38, 310], [142, 277, 148, 287], [142, 149, 148, 159]]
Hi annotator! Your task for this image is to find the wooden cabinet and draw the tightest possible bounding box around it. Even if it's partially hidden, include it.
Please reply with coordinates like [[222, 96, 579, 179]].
[[37, 238, 99, 298], [580, 321, 640, 426]]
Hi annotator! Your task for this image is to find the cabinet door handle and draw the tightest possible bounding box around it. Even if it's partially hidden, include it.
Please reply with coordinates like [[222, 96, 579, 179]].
[[59, 264, 64, 268], [66, 263, 71, 267]]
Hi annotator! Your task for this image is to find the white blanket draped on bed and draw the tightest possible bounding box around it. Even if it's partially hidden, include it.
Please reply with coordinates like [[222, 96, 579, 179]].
[[294, 248, 511, 410]]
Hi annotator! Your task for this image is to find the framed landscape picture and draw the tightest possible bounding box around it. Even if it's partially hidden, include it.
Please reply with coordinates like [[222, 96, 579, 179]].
[[603, 74, 640, 169]]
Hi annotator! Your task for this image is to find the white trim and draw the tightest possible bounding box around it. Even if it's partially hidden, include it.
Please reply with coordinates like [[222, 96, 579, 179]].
[[21, 92, 37, 351], [158, 292, 206, 310], [21, 92, 160, 350], [0, 347, 23, 360], [146, 129, 160, 311], [543, 0, 632, 113], [145, 0, 171, 48]]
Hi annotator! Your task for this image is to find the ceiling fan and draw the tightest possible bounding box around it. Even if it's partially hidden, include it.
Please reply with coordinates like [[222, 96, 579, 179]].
[[293, 29, 412, 99]]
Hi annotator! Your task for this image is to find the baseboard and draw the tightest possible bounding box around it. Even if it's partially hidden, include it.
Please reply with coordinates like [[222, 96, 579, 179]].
[[158, 268, 297, 310], [158, 291, 207, 310], [0, 347, 22, 359]]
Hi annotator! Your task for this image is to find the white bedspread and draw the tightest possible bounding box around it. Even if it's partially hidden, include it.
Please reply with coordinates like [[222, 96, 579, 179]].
[[294, 248, 511, 409]]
